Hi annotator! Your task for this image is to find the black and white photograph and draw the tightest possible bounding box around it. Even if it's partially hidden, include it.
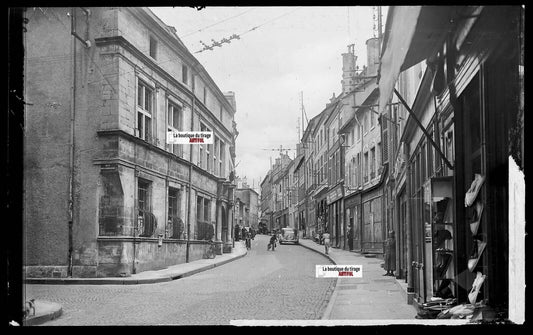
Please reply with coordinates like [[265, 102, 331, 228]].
[[6, 5, 526, 327]]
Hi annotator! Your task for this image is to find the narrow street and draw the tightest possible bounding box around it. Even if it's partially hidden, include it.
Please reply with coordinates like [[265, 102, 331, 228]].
[[24, 235, 336, 325]]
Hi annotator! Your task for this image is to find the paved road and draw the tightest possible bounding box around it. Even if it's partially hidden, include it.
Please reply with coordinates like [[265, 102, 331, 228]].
[[24, 235, 336, 325]]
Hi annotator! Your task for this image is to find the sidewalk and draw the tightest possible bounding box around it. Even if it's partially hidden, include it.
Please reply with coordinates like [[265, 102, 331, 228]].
[[298, 238, 470, 325], [22, 241, 247, 325]]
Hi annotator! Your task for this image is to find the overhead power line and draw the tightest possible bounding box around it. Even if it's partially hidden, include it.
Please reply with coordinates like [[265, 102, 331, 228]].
[[179, 7, 256, 38], [194, 7, 302, 54]]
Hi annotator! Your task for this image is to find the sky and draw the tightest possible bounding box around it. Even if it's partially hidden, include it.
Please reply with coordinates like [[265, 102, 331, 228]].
[[150, 6, 388, 193]]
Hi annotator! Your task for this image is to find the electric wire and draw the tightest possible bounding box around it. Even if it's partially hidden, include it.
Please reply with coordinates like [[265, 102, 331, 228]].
[[194, 7, 302, 54], [179, 7, 256, 38]]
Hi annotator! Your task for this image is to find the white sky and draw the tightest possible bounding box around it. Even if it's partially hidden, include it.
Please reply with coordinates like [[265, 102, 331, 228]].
[[150, 6, 388, 192]]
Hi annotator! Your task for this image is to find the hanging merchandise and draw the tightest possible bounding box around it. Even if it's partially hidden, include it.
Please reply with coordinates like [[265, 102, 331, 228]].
[[432, 198, 449, 225], [468, 238, 487, 272], [433, 229, 452, 249], [468, 271, 487, 304], [435, 249, 453, 279], [468, 200, 484, 236], [465, 174, 486, 207]]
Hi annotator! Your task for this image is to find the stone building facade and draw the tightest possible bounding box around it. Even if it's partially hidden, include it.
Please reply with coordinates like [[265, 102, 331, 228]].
[[23, 7, 237, 278]]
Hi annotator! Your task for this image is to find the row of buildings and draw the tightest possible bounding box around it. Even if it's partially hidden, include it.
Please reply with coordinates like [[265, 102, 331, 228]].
[[23, 7, 242, 278], [234, 177, 260, 234], [261, 6, 524, 322]]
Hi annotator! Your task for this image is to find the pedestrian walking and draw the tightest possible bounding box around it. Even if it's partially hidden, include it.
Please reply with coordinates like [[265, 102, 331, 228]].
[[243, 228, 251, 250], [235, 224, 241, 241], [383, 230, 396, 276], [322, 229, 331, 254], [348, 226, 354, 251]]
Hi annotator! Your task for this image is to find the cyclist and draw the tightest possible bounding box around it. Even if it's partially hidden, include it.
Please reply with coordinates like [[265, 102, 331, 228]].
[[268, 232, 278, 251]]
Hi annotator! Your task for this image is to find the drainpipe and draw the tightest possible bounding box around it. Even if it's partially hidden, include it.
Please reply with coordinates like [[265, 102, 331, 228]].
[[132, 69, 139, 274], [67, 12, 76, 278], [186, 74, 196, 263]]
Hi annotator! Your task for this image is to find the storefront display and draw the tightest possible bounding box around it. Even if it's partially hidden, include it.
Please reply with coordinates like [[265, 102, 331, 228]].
[[430, 177, 455, 300]]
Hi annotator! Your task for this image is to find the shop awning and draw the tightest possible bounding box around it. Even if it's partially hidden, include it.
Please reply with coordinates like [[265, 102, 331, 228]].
[[378, 6, 455, 114]]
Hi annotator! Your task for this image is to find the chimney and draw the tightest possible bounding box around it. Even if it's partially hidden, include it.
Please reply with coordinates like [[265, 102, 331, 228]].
[[366, 37, 380, 77], [341, 44, 358, 94]]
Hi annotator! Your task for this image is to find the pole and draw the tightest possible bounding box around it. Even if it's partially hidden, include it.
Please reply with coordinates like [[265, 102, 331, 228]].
[[393, 88, 453, 170]]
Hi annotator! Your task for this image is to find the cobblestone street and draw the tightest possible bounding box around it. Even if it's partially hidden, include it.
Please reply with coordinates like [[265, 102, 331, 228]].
[[24, 235, 336, 325]]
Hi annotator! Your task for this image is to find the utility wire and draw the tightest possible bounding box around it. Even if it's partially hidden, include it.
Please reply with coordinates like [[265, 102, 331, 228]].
[[194, 7, 302, 54], [179, 7, 256, 38]]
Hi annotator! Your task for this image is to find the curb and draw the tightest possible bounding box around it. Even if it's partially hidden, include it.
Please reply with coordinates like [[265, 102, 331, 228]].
[[24, 250, 247, 286], [22, 301, 63, 326], [296, 242, 339, 320]]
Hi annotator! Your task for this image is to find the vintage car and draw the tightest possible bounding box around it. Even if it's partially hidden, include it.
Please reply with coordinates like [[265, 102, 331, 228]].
[[279, 227, 299, 245]]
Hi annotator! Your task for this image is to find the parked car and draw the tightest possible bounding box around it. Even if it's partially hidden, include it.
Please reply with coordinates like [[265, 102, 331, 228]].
[[279, 227, 299, 245]]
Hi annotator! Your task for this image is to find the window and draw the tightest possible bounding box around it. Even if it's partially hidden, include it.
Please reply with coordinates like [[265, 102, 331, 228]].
[[182, 64, 188, 85], [138, 178, 155, 237], [364, 151, 369, 182], [203, 198, 210, 222], [214, 137, 219, 176], [203, 87, 207, 104], [421, 142, 426, 182], [168, 188, 179, 218], [137, 80, 153, 142], [149, 36, 157, 59], [167, 101, 182, 156], [370, 147, 375, 179], [199, 123, 211, 170], [328, 155, 332, 184], [370, 109, 375, 128], [138, 179, 151, 213], [356, 153, 361, 186], [168, 187, 183, 239], [336, 151, 341, 182], [377, 142, 382, 172], [219, 141, 225, 177], [364, 112, 369, 133]]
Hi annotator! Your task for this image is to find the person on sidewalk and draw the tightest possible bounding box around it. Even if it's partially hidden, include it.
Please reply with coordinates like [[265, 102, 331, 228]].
[[348, 226, 354, 251], [243, 228, 251, 250], [235, 224, 240, 241], [383, 230, 396, 276], [322, 229, 331, 255]]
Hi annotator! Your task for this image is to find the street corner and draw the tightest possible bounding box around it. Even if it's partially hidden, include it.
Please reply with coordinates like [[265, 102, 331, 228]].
[[22, 300, 63, 326]]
